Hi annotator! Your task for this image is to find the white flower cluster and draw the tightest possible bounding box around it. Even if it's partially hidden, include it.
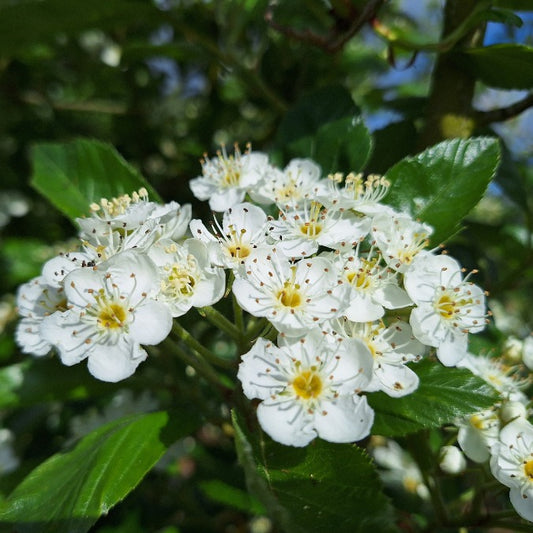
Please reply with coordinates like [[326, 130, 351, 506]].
[[453, 351, 533, 521], [16, 146, 490, 449], [189, 147, 489, 447], [16, 188, 225, 382]]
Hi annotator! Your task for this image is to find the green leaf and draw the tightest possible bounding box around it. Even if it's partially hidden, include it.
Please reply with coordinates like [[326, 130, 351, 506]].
[[275, 85, 373, 174], [368, 360, 499, 438], [0, 0, 162, 56], [199, 480, 266, 514], [31, 139, 161, 222], [0, 410, 197, 533], [383, 137, 501, 244], [478, 7, 523, 27], [232, 411, 397, 533], [456, 44, 533, 90]]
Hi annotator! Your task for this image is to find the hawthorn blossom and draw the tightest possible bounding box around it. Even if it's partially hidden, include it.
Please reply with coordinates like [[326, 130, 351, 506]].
[[237, 330, 374, 447], [331, 319, 423, 397], [438, 446, 467, 475], [250, 158, 325, 207], [189, 145, 271, 211], [329, 247, 411, 322], [232, 248, 348, 336], [372, 213, 433, 272], [404, 254, 486, 366], [267, 201, 370, 258], [16, 276, 67, 356], [190, 202, 269, 272], [40, 251, 172, 382], [149, 238, 225, 317], [456, 407, 500, 463], [320, 172, 396, 215], [78, 189, 191, 261], [490, 419, 533, 522], [457, 352, 529, 403]]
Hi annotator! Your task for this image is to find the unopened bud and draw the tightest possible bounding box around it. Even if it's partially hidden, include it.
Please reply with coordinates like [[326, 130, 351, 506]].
[[523, 336, 533, 371], [439, 446, 466, 475], [502, 336, 524, 364], [499, 401, 527, 425]]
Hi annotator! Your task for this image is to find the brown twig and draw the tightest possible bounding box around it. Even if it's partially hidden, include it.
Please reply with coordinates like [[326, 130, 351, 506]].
[[475, 92, 533, 127], [265, 0, 387, 54]]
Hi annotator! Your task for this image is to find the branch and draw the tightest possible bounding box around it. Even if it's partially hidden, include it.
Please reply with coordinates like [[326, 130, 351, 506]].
[[475, 93, 533, 126], [265, 0, 386, 54]]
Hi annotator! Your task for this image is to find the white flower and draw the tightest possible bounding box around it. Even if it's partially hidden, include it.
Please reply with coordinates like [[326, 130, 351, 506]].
[[40, 251, 172, 382], [78, 189, 191, 261], [523, 335, 533, 371], [250, 158, 325, 207], [267, 201, 370, 258], [237, 330, 374, 447], [41, 251, 95, 288], [330, 247, 411, 322], [331, 319, 423, 397], [189, 202, 269, 272], [189, 145, 271, 211], [232, 248, 348, 336], [320, 172, 395, 215], [371, 438, 429, 499], [490, 419, 533, 522], [439, 446, 466, 475], [372, 213, 433, 272], [457, 352, 528, 403], [456, 407, 500, 463], [404, 254, 486, 367], [15, 276, 68, 356], [149, 238, 225, 317]]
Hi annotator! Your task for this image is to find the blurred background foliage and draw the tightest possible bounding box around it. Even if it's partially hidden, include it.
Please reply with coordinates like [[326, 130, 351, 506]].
[[0, 0, 533, 531]]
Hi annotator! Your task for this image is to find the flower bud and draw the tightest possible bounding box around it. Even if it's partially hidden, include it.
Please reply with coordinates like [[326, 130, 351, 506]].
[[523, 335, 533, 371], [502, 336, 524, 364], [439, 446, 466, 475], [499, 401, 527, 425]]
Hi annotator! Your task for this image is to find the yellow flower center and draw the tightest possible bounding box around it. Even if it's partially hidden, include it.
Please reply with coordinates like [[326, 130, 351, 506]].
[[223, 168, 240, 187], [277, 281, 302, 308], [524, 459, 533, 480], [162, 259, 197, 299], [300, 221, 322, 237], [228, 243, 251, 259], [292, 370, 323, 400], [97, 302, 128, 330]]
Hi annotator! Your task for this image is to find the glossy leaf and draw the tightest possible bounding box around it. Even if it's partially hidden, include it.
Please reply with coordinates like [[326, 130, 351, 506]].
[[383, 137, 500, 244], [232, 411, 397, 533], [493, 0, 533, 10], [274, 85, 373, 174], [368, 360, 499, 438], [31, 139, 161, 223], [199, 480, 266, 514], [456, 44, 533, 90], [0, 410, 196, 533]]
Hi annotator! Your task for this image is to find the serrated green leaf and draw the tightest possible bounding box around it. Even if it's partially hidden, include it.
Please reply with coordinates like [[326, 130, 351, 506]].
[[456, 44, 533, 90], [368, 360, 499, 438], [30, 139, 161, 223], [383, 137, 501, 244], [0, 410, 197, 533], [232, 411, 397, 533], [275, 85, 373, 174]]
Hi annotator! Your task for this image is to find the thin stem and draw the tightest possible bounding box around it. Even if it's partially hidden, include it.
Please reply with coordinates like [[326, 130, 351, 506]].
[[198, 305, 241, 342], [476, 93, 533, 126], [172, 321, 234, 369]]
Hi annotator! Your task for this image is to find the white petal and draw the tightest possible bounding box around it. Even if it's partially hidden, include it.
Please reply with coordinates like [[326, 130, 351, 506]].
[[16, 318, 52, 356], [313, 395, 374, 443], [130, 300, 172, 345], [344, 293, 384, 322], [257, 399, 316, 447], [437, 335, 468, 366], [373, 363, 419, 397], [509, 486, 533, 522], [87, 342, 147, 382]]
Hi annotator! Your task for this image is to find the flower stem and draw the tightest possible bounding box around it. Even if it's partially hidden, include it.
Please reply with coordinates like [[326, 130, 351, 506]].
[[171, 321, 234, 370], [198, 305, 241, 341]]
